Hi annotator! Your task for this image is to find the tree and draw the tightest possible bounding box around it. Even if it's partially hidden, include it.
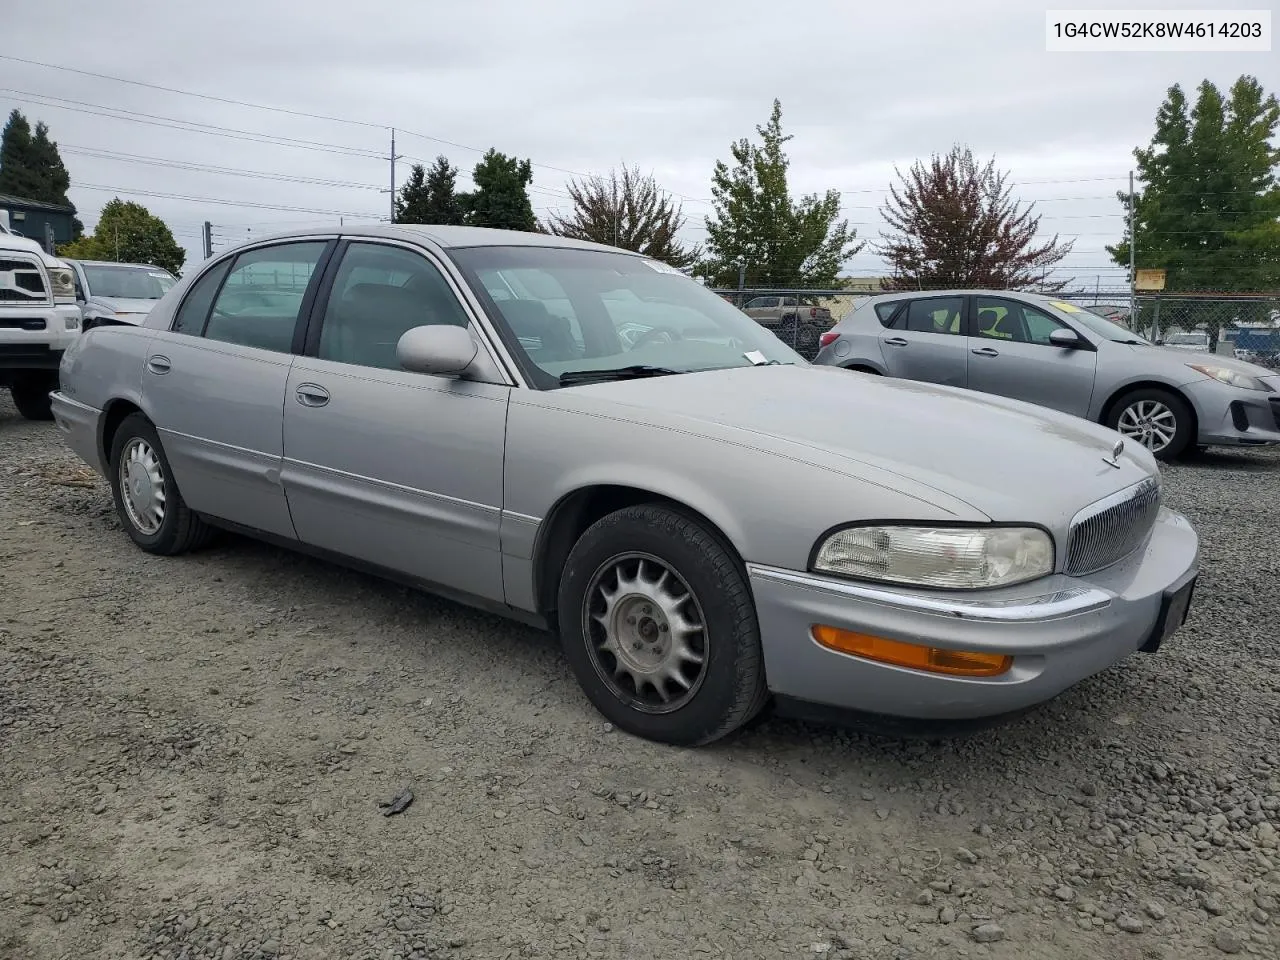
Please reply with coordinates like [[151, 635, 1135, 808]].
[[701, 99, 861, 289], [542, 165, 700, 268], [396, 155, 466, 225], [464, 149, 537, 232], [876, 145, 1074, 291], [0, 110, 84, 238], [1110, 76, 1280, 290], [57, 198, 185, 275]]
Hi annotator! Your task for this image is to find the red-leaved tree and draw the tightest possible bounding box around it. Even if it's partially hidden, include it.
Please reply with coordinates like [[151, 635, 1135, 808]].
[[876, 145, 1074, 291]]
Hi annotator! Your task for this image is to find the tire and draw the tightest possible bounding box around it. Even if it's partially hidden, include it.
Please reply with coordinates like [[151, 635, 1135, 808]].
[[10, 374, 56, 421], [556, 504, 768, 746], [1105, 387, 1195, 462], [108, 412, 214, 555]]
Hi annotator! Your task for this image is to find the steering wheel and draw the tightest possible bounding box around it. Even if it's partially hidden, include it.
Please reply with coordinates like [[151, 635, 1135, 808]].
[[628, 325, 684, 349]]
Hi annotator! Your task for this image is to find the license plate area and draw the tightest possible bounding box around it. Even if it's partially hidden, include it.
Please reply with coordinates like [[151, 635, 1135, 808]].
[[1139, 576, 1195, 654]]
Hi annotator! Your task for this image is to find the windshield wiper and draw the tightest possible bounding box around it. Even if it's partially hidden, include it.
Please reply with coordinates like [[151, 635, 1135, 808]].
[[1114, 338, 1147, 345], [558, 365, 682, 385]]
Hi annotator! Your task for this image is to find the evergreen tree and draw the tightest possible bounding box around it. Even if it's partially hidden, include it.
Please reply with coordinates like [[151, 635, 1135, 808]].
[[395, 163, 430, 223], [0, 110, 83, 237], [701, 99, 861, 288], [464, 149, 537, 232], [421, 156, 466, 225], [876, 144, 1074, 290]]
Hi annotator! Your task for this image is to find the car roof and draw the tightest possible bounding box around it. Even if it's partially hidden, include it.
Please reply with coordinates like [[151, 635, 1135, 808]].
[[235, 224, 639, 256], [856, 289, 1062, 305], [72, 259, 169, 270]]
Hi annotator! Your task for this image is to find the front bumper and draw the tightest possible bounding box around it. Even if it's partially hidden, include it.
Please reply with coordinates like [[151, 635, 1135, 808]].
[[50, 391, 106, 476], [748, 506, 1198, 721], [1185, 374, 1280, 446], [0, 304, 81, 371]]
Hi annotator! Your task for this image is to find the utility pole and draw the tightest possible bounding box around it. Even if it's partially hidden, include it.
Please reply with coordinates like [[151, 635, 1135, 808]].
[[202, 221, 212, 260], [388, 128, 403, 224], [1128, 169, 1136, 324], [114, 224, 119, 262]]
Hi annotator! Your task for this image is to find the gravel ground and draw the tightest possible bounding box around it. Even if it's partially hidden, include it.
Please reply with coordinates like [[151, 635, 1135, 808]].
[[1, 392, 1278, 960]]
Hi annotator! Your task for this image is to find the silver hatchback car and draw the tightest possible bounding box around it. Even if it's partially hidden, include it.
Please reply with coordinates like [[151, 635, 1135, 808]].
[[51, 229, 1199, 745], [813, 290, 1280, 461]]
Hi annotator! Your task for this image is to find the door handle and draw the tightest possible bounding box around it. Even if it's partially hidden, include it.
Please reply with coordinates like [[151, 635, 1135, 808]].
[[146, 355, 171, 375], [883, 337, 908, 347], [971, 347, 1000, 357], [295, 383, 330, 407]]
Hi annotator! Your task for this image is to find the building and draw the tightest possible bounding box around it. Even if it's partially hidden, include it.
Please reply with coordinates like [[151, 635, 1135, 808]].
[[0, 193, 77, 253]]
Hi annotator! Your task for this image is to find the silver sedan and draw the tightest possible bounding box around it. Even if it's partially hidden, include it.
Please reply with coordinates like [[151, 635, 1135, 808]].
[[51, 227, 1199, 745], [813, 290, 1280, 461]]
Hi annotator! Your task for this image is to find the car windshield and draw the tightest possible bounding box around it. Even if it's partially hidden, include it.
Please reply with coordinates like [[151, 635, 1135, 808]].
[[82, 264, 176, 300], [447, 245, 802, 388], [1045, 299, 1151, 344]]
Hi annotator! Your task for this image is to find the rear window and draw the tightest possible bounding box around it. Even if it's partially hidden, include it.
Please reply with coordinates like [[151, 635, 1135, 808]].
[[874, 301, 904, 327]]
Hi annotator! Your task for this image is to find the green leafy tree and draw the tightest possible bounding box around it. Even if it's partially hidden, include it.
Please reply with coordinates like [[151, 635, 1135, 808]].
[[396, 155, 466, 225], [1110, 76, 1280, 293], [57, 198, 185, 276], [0, 109, 84, 237], [701, 99, 862, 288], [464, 149, 537, 232], [542, 165, 700, 268], [876, 144, 1074, 291]]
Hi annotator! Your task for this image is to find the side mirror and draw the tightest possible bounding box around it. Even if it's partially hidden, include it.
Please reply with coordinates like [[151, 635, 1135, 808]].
[[1049, 328, 1083, 348], [397, 324, 478, 377]]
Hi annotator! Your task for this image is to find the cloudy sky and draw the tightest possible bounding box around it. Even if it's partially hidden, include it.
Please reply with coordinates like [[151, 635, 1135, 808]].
[[4, 0, 1277, 293]]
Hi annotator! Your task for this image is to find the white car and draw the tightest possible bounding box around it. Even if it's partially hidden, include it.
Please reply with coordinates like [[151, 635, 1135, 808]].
[[0, 213, 82, 419]]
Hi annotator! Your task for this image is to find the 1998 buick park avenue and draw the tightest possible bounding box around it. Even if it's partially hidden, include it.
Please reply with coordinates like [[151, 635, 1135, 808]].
[[50, 225, 1200, 745]]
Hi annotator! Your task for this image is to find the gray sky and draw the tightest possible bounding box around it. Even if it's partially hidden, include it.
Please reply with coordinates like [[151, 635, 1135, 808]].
[[4, 0, 1277, 292]]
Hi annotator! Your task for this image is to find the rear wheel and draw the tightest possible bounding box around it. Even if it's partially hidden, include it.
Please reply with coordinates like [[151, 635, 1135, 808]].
[[108, 412, 214, 555], [10, 373, 56, 421], [1106, 387, 1195, 462], [556, 504, 768, 745]]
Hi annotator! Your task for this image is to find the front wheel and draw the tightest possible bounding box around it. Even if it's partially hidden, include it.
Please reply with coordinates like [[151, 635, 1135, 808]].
[[556, 504, 768, 745], [1106, 388, 1195, 462], [10, 374, 56, 421]]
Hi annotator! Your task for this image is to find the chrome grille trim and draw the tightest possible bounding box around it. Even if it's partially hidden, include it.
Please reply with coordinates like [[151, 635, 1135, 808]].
[[0, 253, 51, 305], [1065, 476, 1162, 576]]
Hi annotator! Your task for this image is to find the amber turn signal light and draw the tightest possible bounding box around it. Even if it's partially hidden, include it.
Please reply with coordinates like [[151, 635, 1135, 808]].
[[811, 625, 1013, 677]]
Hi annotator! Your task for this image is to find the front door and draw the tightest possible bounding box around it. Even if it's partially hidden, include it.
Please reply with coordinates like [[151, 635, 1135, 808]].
[[280, 240, 510, 602], [878, 294, 970, 387], [965, 296, 1098, 418], [141, 239, 332, 539]]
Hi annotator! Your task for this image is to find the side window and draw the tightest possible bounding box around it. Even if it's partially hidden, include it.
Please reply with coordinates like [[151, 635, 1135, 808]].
[[904, 297, 964, 335], [781, 296, 798, 307], [874, 301, 903, 327], [974, 298, 1066, 345], [203, 242, 327, 352], [747, 296, 778, 309], [172, 258, 232, 334], [1022, 305, 1068, 345], [318, 243, 471, 371]]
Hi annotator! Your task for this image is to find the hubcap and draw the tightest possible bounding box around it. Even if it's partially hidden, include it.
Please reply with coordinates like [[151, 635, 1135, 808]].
[[1117, 400, 1177, 453], [118, 437, 166, 535], [583, 553, 708, 714]]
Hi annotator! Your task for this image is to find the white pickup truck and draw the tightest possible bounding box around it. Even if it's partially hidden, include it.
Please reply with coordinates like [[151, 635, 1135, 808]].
[[0, 212, 82, 419]]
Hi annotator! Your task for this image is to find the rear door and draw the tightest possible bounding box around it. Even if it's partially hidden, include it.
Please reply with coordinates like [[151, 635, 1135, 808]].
[[141, 239, 333, 539], [964, 296, 1098, 417], [878, 294, 969, 387]]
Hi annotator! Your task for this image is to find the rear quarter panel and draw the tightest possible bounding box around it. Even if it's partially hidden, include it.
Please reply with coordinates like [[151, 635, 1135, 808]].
[[59, 324, 153, 414]]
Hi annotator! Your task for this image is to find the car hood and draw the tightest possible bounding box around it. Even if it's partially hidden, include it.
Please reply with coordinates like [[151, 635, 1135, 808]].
[[89, 296, 160, 317], [1123, 342, 1276, 380], [559, 364, 1159, 527]]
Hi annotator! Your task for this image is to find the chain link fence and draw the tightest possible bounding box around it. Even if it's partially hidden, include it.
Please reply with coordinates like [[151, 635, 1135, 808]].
[[711, 285, 1280, 365]]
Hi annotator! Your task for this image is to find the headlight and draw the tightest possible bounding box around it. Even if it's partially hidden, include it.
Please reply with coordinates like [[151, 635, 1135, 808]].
[[1186, 363, 1266, 391], [812, 524, 1055, 590], [48, 266, 76, 302]]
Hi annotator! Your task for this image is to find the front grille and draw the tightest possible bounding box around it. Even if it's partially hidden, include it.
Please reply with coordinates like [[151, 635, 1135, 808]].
[[0, 255, 49, 304], [1065, 476, 1162, 576], [0, 316, 47, 330]]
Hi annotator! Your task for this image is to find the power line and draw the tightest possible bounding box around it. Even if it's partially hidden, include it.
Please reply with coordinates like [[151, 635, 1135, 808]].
[[1, 89, 381, 158], [72, 182, 380, 218], [58, 145, 386, 190]]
